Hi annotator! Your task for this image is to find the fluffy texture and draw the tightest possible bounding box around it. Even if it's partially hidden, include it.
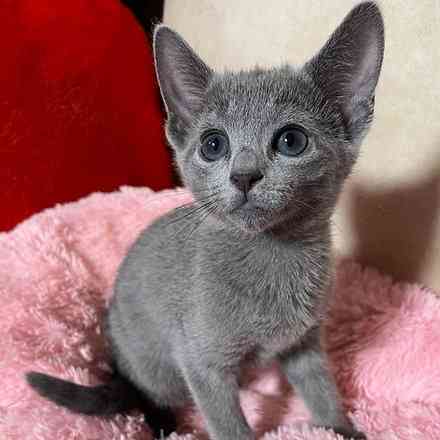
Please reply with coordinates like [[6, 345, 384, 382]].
[[0, 0, 173, 232], [1, 186, 440, 439]]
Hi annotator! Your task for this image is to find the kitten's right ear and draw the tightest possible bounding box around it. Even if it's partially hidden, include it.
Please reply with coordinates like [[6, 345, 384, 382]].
[[305, 2, 385, 146], [153, 25, 212, 144]]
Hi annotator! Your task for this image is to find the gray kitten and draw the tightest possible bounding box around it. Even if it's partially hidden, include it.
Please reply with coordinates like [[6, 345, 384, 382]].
[[27, 2, 384, 439]]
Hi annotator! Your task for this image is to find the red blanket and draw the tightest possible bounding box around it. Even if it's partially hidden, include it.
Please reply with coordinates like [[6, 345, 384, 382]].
[[0, 0, 173, 231]]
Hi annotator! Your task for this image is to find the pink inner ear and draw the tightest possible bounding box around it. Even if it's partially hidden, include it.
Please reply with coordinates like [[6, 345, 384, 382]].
[[154, 26, 212, 124], [350, 34, 383, 101], [305, 2, 384, 114]]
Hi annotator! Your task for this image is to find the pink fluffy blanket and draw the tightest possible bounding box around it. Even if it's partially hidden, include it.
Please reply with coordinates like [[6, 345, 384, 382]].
[[2, 186, 440, 440]]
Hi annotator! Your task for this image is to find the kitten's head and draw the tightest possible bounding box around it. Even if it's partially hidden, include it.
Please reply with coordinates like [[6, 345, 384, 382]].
[[153, 2, 384, 233]]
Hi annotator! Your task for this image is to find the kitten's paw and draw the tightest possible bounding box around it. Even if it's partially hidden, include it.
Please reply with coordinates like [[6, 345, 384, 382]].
[[332, 425, 366, 440]]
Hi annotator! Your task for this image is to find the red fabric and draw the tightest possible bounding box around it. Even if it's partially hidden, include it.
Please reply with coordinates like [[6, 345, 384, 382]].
[[0, 0, 173, 231]]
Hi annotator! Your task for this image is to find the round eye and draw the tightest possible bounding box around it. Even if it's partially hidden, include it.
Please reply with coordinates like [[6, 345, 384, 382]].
[[199, 131, 229, 162], [273, 126, 308, 157]]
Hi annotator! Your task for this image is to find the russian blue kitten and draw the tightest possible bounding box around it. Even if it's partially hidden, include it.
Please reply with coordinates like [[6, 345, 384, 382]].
[[27, 2, 384, 439]]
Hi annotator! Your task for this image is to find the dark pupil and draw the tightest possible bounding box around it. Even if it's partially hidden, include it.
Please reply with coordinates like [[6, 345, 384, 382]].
[[283, 132, 296, 148], [208, 137, 220, 153]]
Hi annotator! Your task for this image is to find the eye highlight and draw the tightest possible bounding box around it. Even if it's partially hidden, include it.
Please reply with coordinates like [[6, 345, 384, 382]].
[[272, 125, 308, 157], [199, 130, 229, 162]]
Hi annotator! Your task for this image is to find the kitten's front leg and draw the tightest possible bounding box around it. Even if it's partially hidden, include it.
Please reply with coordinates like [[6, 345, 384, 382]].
[[180, 358, 255, 440], [279, 327, 365, 440]]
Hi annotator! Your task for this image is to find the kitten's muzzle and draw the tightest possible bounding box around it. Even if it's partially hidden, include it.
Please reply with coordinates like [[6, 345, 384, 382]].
[[229, 149, 263, 193]]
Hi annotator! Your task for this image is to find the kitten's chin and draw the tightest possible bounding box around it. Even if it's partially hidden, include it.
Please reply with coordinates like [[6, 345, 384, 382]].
[[233, 219, 269, 234], [226, 207, 274, 234], [226, 203, 302, 235]]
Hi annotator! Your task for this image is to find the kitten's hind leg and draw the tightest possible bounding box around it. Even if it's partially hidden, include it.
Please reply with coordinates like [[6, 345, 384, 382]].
[[110, 362, 179, 437], [279, 327, 366, 440]]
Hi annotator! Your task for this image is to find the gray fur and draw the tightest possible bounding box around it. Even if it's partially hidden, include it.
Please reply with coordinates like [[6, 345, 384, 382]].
[[30, 3, 385, 440], [109, 3, 384, 439], [111, 2, 384, 439]]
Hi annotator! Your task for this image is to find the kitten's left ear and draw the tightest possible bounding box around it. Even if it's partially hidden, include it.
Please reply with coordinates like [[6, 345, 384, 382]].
[[153, 25, 213, 146], [305, 2, 385, 145]]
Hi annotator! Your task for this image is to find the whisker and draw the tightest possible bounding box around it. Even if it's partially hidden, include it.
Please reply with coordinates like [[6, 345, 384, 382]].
[[171, 203, 216, 244], [165, 200, 216, 229], [181, 202, 218, 245], [272, 190, 316, 212], [165, 192, 220, 235], [166, 192, 221, 221]]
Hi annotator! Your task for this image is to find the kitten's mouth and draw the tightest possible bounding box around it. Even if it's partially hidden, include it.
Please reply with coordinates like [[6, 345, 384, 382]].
[[230, 198, 262, 213], [223, 192, 274, 232], [229, 198, 268, 221], [225, 201, 271, 233]]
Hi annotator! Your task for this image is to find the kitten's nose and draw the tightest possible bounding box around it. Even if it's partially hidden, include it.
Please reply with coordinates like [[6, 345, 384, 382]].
[[230, 169, 263, 192], [230, 149, 263, 192]]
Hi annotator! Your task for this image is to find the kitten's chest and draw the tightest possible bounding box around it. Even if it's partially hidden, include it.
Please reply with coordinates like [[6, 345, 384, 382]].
[[244, 280, 324, 362], [248, 274, 322, 343], [198, 230, 331, 354], [212, 243, 328, 349]]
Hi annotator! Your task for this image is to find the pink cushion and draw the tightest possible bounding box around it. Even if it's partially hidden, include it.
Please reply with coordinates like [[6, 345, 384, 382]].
[[1, 187, 440, 439]]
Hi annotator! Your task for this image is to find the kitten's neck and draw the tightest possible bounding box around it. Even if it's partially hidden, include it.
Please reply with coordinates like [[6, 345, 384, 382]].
[[200, 214, 333, 273], [201, 211, 333, 300], [266, 214, 331, 244]]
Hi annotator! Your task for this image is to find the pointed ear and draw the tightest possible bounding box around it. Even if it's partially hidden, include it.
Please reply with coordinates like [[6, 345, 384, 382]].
[[305, 2, 384, 144], [153, 25, 212, 144]]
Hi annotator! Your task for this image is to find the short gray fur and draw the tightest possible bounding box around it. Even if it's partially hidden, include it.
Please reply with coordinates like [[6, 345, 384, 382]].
[[28, 2, 385, 439]]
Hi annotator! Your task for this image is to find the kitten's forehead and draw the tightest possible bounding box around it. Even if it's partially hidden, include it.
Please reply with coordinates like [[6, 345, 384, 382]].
[[203, 66, 339, 134]]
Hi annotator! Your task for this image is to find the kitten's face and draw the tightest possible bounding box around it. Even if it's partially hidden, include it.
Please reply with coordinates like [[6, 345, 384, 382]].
[[178, 68, 349, 232], [154, 4, 384, 233]]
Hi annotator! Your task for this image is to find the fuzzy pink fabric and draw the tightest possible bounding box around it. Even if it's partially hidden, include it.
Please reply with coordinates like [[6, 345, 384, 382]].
[[1, 186, 440, 440]]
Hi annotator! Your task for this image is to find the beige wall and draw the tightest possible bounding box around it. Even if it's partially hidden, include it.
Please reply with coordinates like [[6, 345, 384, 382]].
[[164, 1, 440, 290]]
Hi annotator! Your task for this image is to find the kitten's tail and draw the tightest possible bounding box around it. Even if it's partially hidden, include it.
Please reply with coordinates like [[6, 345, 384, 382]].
[[26, 370, 143, 415]]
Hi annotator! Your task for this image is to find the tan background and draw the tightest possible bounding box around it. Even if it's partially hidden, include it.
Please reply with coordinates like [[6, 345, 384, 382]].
[[164, 0, 440, 290]]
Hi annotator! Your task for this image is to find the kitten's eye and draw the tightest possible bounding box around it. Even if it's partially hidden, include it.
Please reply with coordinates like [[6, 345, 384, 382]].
[[273, 126, 308, 157], [199, 131, 229, 162]]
